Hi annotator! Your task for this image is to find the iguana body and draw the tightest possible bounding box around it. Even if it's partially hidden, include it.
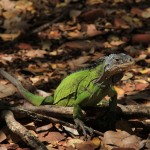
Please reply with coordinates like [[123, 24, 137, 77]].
[[0, 53, 134, 135]]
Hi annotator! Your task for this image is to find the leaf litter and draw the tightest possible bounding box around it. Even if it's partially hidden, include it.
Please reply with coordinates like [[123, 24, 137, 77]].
[[0, 0, 150, 149]]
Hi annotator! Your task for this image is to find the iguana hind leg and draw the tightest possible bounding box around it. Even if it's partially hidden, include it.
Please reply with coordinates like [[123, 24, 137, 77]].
[[42, 96, 54, 105]]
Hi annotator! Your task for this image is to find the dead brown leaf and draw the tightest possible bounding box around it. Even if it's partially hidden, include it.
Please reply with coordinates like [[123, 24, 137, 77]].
[[142, 8, 150, 18], [86, 0, 103, 5], [81, 8, 105, 22], [75, 141, 97, 150], [131, 8, 143, 17], [67, 30, 83, 39], [91, 137, 101, 148], [132, 34, 150, 44], [16, 43, 32, 50], [67, 139, 84, 148], [0, 82, 17, 98], [0, 145, 7, 150], [67, 56, 91, 70], [0, 127, 9, 143], [0, 32, 21, 41], [121, 82, 135, 93], [140, 69, 150, 74], [113, 18, 129, 29], [114, 86, 125, 99], [38, 131, 65, 143], [5, 144, 19, 150], [103, 131, 141, 150], [0, 0, 15, 11], [49, 30, 61, 39], [36, 124, 53, 132], [134, 82, 149, 91], [25, 49, 47, 58], [86, 24, 102, 37], [121, 73, 134, 81], [24, 122, 36, 132]]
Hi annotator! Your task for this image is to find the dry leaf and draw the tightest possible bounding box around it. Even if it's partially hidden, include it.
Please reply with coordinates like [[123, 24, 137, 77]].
[[67, 139, 83, 148], [67, 30, 83, 39], [36, 124, 53, 132], [0, 0, 15, 11], [86, 24, 102, 37], [25, 49, 47, 58], [0, 32, 20, 41], [63, 126, 79, 136], [121, 73, 133, 81], [24, 122, 36, 131], [121, 82, 135, 93], [0, 82, 17, 98], [132, 34, 150, 44], [67, 56, 91, 70], [17, 43, 32, 50], [114, 18, 129, 29], [0, 54, 14, 62], [134, 82, 149, 91], [114, 86, 125, 99], [75, 141, 97, 150], [103, 131, 141, 150], [140, 69, 150, 74], [91, 137, 101, 148], [142, 8, 150, 18], [86, 0, 103, 5], [131, 7, 143, 17], [38, 131, 65, 143], [0, 127, 9, 143], [0, 145, 7, 150]]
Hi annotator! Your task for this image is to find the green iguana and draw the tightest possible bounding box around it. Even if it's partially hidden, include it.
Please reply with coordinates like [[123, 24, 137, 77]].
[[0, 53, 134, 135]]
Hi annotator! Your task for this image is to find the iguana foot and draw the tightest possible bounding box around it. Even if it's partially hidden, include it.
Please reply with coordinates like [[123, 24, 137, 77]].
[[74, 118, 94, 137]]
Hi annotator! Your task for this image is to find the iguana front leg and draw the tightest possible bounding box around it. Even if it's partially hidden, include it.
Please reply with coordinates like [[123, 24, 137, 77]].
[[103, 86, 117, 129], [73, 91, 94, 136], [73, 105, 94, 137], [108, 86, 117, 112]]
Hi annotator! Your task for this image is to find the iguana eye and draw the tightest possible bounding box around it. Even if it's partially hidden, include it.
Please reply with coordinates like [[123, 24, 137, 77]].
[[115, 58, 119, 62]]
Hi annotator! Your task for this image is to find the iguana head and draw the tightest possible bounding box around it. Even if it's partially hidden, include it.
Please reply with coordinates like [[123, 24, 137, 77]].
[[104, 53, 134, 74], [96, 53, 135, 83]]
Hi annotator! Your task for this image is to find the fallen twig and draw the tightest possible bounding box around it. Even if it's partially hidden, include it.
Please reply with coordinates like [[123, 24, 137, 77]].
[[117, 104, 150, 118], [9, 104, 150, 119], [10, 106, 104, 136], [0, 101, 150, 119], [1, 110, 48, 150]]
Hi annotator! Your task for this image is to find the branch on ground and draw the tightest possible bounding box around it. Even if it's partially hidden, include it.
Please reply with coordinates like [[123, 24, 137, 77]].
[[0, 102, 150, 119], [1, 110, 48, 150]]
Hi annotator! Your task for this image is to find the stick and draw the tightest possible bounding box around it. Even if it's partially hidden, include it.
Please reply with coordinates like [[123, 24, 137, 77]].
[[1, 110, 48, 150]]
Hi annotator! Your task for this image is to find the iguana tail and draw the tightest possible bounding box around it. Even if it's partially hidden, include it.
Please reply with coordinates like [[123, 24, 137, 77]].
[[0, 68, 53, 106]]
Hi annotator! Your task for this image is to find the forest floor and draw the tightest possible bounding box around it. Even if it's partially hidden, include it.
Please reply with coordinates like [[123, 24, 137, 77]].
[[0, 0, 150, 150]]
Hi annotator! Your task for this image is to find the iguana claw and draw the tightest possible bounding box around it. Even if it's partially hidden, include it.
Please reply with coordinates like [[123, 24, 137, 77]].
[[74, 118, 94, 137]]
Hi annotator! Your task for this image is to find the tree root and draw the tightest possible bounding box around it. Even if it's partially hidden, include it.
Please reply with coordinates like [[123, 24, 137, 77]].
[[1, 110, 48, 150]]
